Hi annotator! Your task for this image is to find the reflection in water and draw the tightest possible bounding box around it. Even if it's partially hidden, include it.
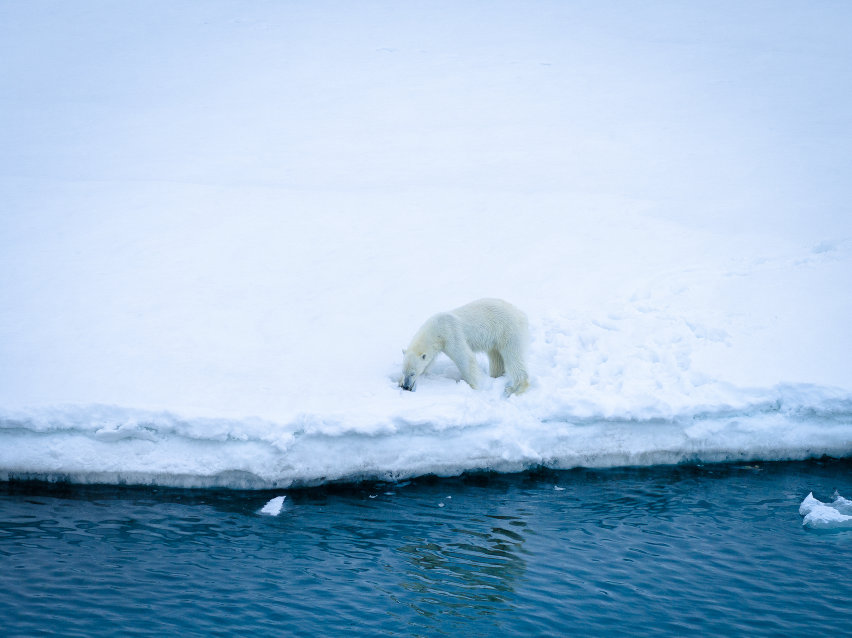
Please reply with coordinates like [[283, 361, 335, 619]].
[[397, 514, 527, 621]]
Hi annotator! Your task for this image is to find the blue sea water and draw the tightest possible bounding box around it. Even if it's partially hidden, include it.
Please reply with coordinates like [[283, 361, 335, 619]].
[[1, 459, 850, 637]]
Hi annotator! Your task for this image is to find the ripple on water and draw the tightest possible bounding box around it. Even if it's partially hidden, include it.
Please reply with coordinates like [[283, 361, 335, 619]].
[[1, 460, 851, 637]]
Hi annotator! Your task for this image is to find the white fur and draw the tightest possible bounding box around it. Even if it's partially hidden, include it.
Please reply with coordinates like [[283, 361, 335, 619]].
[[400, 298, 530, 396]]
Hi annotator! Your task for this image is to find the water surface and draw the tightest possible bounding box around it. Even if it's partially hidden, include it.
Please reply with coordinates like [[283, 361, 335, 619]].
[[2, 459, 850, 636]]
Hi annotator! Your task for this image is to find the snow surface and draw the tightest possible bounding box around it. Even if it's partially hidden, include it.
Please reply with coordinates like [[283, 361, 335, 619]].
[[2, 2, 851, 488], [799, 492, 852, 530]]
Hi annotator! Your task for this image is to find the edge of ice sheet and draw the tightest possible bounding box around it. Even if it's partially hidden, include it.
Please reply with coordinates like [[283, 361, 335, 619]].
[[799, 492, 852, 529], [1, 382, 851, 489]]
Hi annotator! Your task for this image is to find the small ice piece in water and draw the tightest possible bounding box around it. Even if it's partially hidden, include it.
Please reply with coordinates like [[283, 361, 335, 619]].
[[799, 492, 852, 530], [829, 492, 852, 515], [260, 495, 287, 516], [798, 492, 820, 516], [554, 485, 565, 491]]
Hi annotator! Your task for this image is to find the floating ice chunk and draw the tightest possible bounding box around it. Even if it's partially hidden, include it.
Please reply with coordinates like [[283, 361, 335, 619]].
[[799, 492, 820, 516], [833, 494, 852, 515], [259, 495, 286, 516], [803, 506, 852, 529], [799, 492, 852, 529]]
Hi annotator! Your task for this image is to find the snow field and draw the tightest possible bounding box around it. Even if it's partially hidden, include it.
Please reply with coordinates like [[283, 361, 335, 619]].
[[1, 2, 851, 487]]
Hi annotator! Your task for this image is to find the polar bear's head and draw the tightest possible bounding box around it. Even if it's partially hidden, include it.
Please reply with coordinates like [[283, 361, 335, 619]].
[[400, 348, 433, 391]]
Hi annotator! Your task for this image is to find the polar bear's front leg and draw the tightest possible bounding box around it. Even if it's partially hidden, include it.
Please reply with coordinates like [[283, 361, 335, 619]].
[[459, 354, 482, 389], [444, 344, 481, 390]]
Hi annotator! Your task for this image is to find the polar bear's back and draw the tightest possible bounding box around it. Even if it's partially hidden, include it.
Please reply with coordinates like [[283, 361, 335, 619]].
[[451, 298, 527, 323], [450, 298, 528, 351]]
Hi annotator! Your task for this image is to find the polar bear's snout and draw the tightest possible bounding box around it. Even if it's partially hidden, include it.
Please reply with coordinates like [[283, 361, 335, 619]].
[[401, 374, 417, 391]]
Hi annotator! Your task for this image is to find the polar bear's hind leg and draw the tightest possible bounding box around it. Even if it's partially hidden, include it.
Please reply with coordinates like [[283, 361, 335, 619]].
[[504, 372, 530, 397], [487, 349, 505, 378], [500, 333, 529, 396]]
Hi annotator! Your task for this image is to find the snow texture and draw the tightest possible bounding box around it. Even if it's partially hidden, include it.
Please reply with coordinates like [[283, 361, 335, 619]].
[[1, 2, 851, 488]]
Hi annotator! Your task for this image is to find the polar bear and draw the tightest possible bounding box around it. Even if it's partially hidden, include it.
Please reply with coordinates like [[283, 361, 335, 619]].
[[400, 298, 530, 396]]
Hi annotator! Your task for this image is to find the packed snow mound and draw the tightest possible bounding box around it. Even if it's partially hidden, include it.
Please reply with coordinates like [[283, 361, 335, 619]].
[[799, 493, 852, 530]]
